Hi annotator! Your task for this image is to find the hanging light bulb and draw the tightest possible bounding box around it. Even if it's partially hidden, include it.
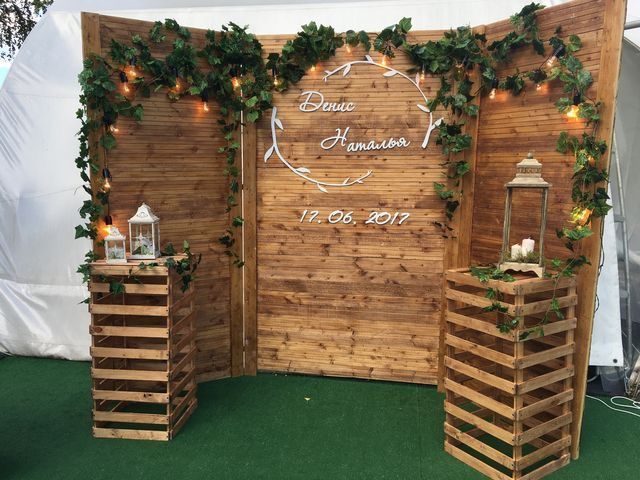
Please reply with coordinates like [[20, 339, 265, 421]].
[[381, 55, 388, 67], [119, 70, 130, 93], [273, 76, 280, 87], [310, 64, 317, 72], [536, 83, 542, 91], [566, 93, 581, 119], [127, 56, 138, 78], [102, 167, 112, 191], [489, 78, 499, 100], [546, 45, 564, 67], [420, 66, 426, 81], [109, 125, 119, 133], [571, 207, 592, 226], [232, 76, 240, 88], [202, 101, 209, 112], [346, 44, 352, 54]]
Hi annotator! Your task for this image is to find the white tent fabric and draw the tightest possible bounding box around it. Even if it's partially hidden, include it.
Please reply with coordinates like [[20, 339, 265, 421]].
[[0, 0, 631, 363]]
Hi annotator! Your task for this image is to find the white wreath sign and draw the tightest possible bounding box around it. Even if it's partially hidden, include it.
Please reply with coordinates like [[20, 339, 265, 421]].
[[264, 55, 444, 193]]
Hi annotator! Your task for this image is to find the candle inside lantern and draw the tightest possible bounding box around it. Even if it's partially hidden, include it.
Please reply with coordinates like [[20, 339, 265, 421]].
[[521, 237, 535, 255], [511, 244, 523, 259]]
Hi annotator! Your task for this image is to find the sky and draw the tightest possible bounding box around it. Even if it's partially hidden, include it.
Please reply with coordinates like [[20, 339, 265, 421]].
[[0, 66, 8, 87], [0, 55, 9, 87]]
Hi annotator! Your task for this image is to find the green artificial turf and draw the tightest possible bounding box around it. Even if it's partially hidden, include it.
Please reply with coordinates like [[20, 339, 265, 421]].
[[0, 356, 635, 479]]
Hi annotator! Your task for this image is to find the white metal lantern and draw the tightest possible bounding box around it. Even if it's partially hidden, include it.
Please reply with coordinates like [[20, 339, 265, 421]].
[[128, 202, 160, 259], [105, 226, 127, 264]]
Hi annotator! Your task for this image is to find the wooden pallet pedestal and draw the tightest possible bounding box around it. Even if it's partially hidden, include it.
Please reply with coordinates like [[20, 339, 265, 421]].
[[442, 268, 577, 480], [89, 256, 197, 441]]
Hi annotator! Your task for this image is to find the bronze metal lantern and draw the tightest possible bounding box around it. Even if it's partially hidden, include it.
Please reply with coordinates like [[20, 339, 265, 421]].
[[498, 153, 550, 278]]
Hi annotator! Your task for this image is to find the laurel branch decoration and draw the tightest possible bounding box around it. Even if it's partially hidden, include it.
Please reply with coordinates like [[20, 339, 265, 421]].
[[263, 55, 444, 193]]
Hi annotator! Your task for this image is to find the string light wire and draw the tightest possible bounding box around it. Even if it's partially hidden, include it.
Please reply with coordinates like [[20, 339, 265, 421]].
[[586, 395, 640, 419]]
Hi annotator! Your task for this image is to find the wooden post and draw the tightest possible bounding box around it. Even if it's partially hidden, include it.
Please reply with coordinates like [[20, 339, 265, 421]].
[[229, 119, 244, 377], [437, 25, 484, 390], [81, 12, 105, 259], [243, 121, 258, 375], [571, 0, 627, 459]]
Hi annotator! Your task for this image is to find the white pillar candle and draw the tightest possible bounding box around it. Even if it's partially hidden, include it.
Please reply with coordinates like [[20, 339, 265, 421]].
[[511, 244, 523, 258], [522, 238, 535, 254]]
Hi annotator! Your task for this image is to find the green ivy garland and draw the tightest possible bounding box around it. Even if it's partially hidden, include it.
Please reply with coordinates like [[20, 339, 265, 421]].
[[76, 4, 611, 333]]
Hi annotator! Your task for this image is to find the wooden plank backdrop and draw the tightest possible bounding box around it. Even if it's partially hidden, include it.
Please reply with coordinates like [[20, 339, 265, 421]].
[[255, 32, 453, 384], [468, 0, 625, 459], [83, 0, 625, 457], [83, 14, 237, 382]]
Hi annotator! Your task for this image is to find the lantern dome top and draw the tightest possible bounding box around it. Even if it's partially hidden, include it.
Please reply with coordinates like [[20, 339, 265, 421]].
[[105, 226, 125, 240], [128, 202, 159, 224], [505, 152, 551, 188]]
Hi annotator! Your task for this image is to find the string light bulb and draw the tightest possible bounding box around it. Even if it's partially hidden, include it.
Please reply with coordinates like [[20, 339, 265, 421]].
[[571, 207, 592, 226], [310, 64, 317, 72], [346, 44, 352, 53], [420, 66, 426, 81], [202, 101, 209, 112], [232, 76, 240, 88], [119, 70, 130, 93], [488, 78, 499, 100], [546, 45, 564, 67], [566, 93, 581, 119], [381, 55, 388, 67], [109, 125, 119, 133], [536, 83, 542, 91], [102, 167, 112, 191], [273, 76, 280, 87]]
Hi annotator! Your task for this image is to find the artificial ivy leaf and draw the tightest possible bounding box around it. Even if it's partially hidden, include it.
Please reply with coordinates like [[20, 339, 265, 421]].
[[99, 133, 117, 150], [246, 110, 260, 123], [398, 17, 412, 33], [109, 281, 126, 295]]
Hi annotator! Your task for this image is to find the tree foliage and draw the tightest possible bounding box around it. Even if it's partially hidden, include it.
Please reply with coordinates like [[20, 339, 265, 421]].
[[0, 0, 53, 60]]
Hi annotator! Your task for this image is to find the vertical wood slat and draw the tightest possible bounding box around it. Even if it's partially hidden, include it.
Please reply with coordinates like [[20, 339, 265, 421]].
[[437, 25, 485, 392], [243, 121, 258, 375], [571, 0, 627, 460], [81, 12, 105, 260], [230, 119, 244, 377]]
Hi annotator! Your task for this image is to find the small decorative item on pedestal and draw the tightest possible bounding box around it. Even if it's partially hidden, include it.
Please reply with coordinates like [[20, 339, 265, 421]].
[[498, 153, 550, 278], [104, 226, 126, 264], [128, 202, 160, 259]]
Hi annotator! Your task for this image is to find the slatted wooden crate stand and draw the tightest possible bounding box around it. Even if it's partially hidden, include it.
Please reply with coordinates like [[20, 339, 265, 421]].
[[442, 268, 577, 480], [89, 256, 197, 441]]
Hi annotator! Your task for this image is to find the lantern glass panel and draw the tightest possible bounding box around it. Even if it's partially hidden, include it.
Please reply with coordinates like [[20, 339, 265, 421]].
[[498, 153, 550, 278], [128, 203, 160, 259], [105, 227, 127, 264]]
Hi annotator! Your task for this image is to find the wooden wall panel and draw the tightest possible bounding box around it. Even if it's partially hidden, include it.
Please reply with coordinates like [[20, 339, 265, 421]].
[[471, 0, 606, 264], [89, 15, 232, 381], [469, 0, 625, 459], [255, 33, 452, 384]]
